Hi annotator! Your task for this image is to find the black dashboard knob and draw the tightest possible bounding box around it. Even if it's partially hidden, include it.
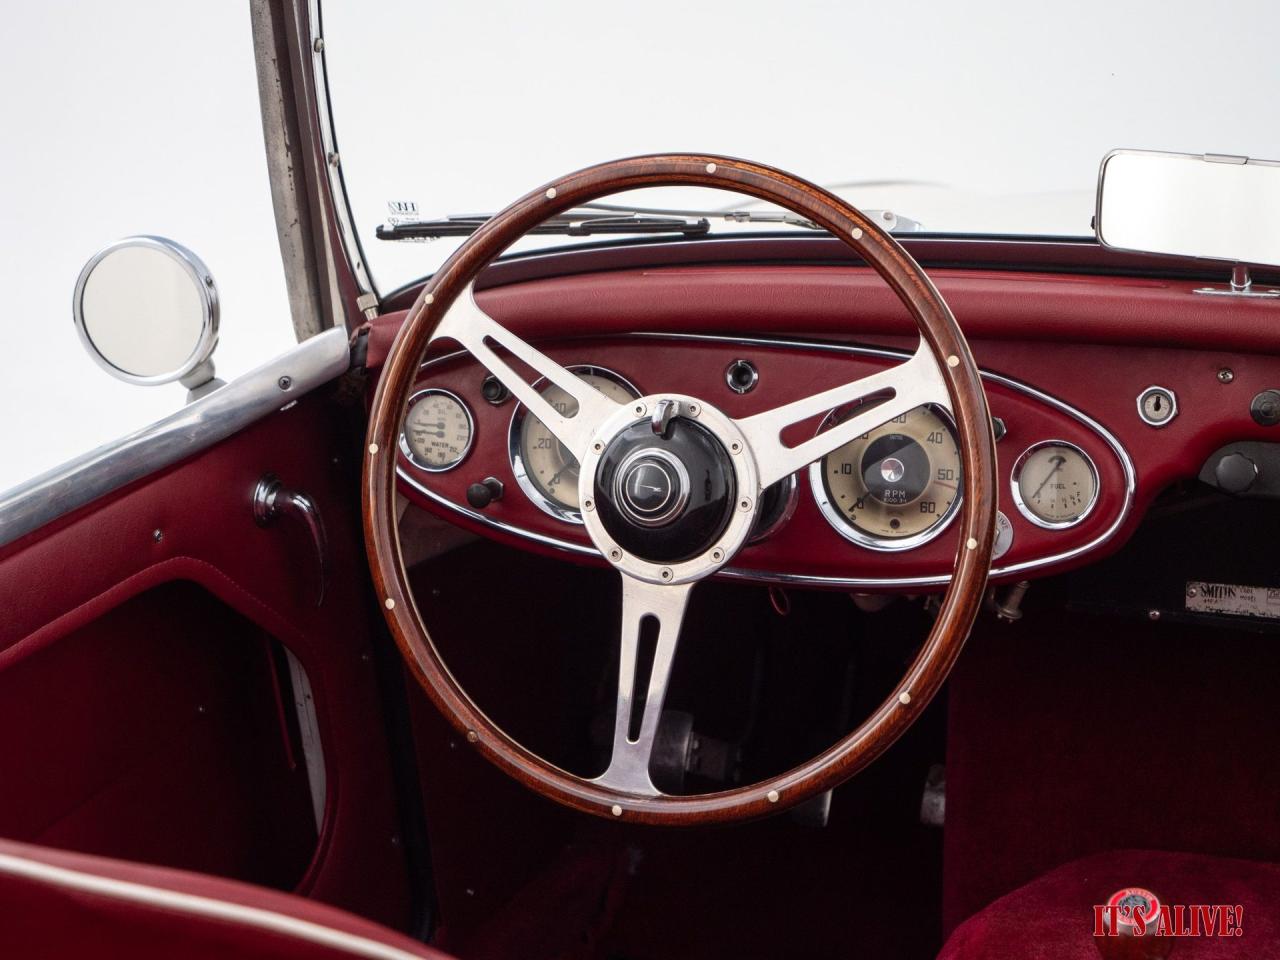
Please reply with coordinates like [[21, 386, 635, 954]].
[[1214, 452, 1258, 494], [481, 376, 509, 405], [466, 477, 504, 509], [1251, 390, 1280, 427]]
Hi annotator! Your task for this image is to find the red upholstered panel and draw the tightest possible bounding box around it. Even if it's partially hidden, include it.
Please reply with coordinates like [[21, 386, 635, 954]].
[[0, 837, 450, 960], [0, 393, 412, 930], [0, 581, 316, 890], [939, 850, 1280, 960]]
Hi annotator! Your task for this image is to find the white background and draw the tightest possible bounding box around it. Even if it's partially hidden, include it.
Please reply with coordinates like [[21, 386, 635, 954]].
[[1, 0, 1278, 491]]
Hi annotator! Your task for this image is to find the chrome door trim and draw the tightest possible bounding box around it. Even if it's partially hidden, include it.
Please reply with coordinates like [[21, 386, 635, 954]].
[[400, 332, 1137, 587], [0, 327, 351, 550]]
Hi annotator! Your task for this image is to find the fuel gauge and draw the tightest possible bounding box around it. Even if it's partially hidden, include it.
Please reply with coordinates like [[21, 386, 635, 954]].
[[1011, 441, 1099, 528]]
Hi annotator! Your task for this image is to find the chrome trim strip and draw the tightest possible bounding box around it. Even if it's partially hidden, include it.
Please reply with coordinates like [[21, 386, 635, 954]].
[[399, 471, 597, 558], [0, 850, 433, 960], [284, 647, 327, 834], [399, 332, 1137, 588], [0, 327, 351, 550]]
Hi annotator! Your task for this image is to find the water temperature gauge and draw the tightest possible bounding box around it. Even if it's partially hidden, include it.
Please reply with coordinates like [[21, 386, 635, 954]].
[[400, 388, 474, 472], [1011, 440, 1099, 528]]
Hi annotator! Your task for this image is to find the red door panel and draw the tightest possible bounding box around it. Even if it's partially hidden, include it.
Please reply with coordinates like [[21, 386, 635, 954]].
[[0, 392, 412, 930]]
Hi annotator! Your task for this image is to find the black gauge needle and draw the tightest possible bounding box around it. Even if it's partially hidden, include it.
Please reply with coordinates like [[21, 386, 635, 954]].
[[1031, 455, 1066, 500], [546, 464, 575, 489]]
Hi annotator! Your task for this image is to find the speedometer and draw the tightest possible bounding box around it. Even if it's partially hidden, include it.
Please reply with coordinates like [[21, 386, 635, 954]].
[[510, 366, 640, 522], [810, 404, 962, 551]]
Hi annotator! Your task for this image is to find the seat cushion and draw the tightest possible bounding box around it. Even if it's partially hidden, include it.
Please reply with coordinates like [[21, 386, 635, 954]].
[[0, 837, 452, 960], [939, 849, 1280, 960]]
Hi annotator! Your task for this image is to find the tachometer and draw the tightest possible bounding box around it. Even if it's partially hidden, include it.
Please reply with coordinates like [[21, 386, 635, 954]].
[[510, 366, 640, 521], [810, 404, 962, 551], [399, 388, 474, 472], [1011, 440, 1098, 528]]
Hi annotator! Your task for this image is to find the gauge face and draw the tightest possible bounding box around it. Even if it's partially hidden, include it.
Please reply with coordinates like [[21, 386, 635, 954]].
[[811, 404, 962, 550], [399, 389, 474, 472], [1012, 441, 1099, 527], [511, 368, 640, 520]]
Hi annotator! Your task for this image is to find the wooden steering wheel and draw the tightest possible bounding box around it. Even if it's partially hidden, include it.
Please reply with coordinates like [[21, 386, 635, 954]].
[[364, 155, 997, 826]]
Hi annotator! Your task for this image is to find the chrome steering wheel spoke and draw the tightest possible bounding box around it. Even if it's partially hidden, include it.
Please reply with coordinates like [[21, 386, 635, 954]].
[[735, 341, 951, 490], [591, 575, 695, 797], [430, 283, 622, 461]]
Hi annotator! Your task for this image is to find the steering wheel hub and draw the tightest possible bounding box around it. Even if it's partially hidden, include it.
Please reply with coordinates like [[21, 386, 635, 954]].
[[594, 418, 736, 563], [577, 394, 761, 586], [614, 449, 688, 527]]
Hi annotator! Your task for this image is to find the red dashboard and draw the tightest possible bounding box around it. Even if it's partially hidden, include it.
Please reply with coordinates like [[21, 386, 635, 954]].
[[370, 261, 1280, 588]]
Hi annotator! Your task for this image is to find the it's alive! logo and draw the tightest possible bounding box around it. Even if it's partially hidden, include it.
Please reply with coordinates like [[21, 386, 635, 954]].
[[1093, 887, 1243, 958]]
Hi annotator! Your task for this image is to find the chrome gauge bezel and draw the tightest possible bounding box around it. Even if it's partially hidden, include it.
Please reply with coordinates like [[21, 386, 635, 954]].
[[508, 365, 641, 523], [748, 471, 799, 544], [399, 387, 475, 473], [808, 403, 963, 553], [1010, 439, 1100, 529]]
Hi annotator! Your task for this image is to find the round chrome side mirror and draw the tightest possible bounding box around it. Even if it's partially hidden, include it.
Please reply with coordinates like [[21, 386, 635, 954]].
[[73, 236, 220, 389]]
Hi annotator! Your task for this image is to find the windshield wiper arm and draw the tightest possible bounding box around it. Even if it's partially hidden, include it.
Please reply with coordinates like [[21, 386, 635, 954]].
[[576, 202, 922, 233], [376, 210, 710, 241], [376, 199, 920, 242]]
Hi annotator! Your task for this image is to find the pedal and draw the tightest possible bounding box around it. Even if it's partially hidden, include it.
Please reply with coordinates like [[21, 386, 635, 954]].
[[920, 763, 946, 827]]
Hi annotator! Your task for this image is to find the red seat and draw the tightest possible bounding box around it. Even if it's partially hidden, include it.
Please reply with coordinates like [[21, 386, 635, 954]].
[[939, 850, 1280, 960], [0, 837, 453, 960]]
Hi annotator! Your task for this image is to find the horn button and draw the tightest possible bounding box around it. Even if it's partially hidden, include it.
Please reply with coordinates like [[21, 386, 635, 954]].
[[594, 419, 736, 563]]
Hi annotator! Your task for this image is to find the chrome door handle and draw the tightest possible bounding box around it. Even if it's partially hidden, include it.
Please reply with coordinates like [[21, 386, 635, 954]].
[[253, 473, 328, 607]]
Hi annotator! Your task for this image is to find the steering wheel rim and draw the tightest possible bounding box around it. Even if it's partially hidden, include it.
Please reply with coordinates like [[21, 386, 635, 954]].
[[364, 154, 997, 825]]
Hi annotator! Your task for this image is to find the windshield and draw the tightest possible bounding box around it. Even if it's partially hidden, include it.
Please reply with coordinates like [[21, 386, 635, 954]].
[[322, 0, 1280, 294]]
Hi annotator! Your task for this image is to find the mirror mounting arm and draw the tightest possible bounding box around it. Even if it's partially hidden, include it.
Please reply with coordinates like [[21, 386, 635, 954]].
[[1194, 263, 1280, 300], [180, 358, 225, 403]]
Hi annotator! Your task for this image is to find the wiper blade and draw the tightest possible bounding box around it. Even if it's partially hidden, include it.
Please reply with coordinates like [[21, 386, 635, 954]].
[[375, 198, 921, 242], [376, 209, 710, 241], [577, 201, 923, 233]]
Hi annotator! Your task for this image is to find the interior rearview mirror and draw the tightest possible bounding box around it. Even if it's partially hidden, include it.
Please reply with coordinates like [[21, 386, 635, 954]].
[[1096, 149, 1280, 272], [73, 236, 220, 391]]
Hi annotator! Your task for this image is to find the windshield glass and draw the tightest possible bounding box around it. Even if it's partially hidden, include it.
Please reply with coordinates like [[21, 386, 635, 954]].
[[322, 0, 1280, 294]]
